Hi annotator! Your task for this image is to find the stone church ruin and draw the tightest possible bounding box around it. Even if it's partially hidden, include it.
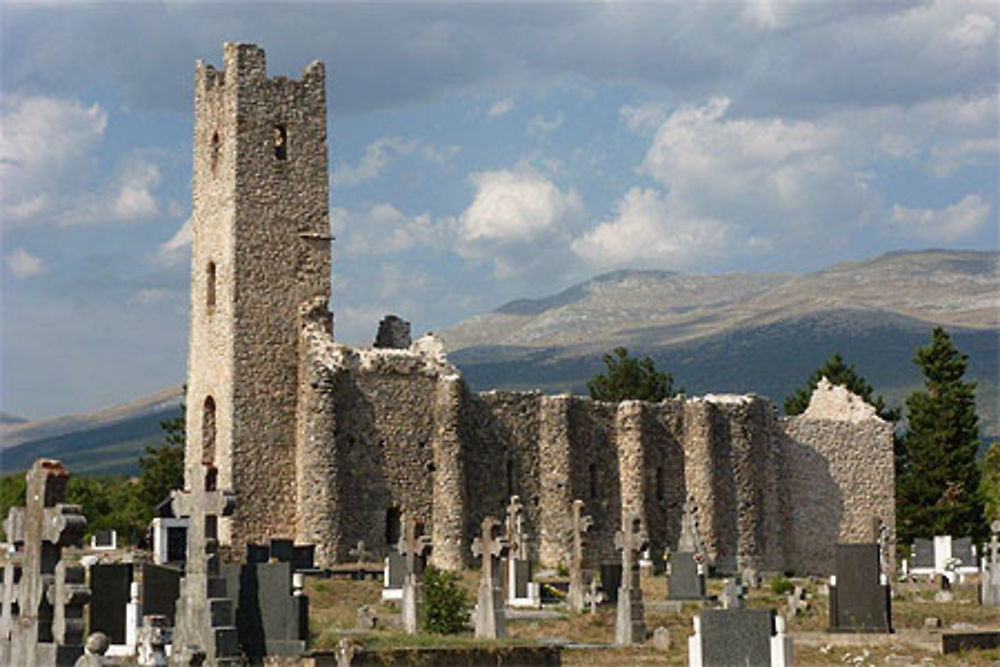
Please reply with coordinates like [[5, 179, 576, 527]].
[[184, 43, 895, 577]]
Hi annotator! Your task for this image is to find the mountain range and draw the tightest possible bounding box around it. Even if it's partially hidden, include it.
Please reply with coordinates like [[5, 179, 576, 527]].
[[2, 249, 996, 476]]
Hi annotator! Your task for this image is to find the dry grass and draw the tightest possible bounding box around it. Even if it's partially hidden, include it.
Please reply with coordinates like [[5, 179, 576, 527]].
[[305, 572, 1000, 665]]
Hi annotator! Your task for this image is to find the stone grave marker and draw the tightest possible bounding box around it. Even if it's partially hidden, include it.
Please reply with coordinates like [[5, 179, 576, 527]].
[[87, 563, 133, 645], [980, 520, 1000, 606], [381, 550, 406, 601], [90, 530, 117, 551], [667, 496, 708, 601], [786, 586, 810, 617], [688, 608, 793, 667], [222, 560, 308, 659], [567, 499, 592, 612], [396, 512, 432, 634], [504, 495, 540, 607], [471, 516, 508, 639], [169, 462, 240, 664], [828, 543, 892, 633], [141, 564, 182, 626], [614, 513, 648, 646], [350, 540, 373, 564], [0, 459, 90, 666], [912, 538, 934, 569], [720, 577, 746, 610], [136, 615, 168, 667]]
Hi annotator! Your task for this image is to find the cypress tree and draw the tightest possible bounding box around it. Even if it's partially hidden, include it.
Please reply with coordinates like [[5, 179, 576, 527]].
[[897, 327, 985, 544]]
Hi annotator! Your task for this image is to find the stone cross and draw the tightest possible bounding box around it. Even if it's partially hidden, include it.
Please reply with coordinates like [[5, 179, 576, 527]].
[[349, 540, 373, 564], [0, 458, 89, 666], [505, 495, 526, 560], [720, 578, 746, 609], [677, 496, 704, 556], [983, 520, 1000, 607], [567, 499, 593, 613], [614, 513, 648, 646], [169, 462, 239, 664], [990, 521, 1000, 565], [396, 512, 432, 634], [471, 516, 509, 638]]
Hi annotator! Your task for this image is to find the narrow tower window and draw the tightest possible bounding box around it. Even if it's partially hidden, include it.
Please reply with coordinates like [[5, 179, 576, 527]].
[[206, 261, 216, 309], [202, 396, 216, 465], [274, 124, 288, 160], [210, 131, 220, 173]]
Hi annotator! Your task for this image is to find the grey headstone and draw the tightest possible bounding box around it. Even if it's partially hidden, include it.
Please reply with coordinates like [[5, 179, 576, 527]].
[[223, 561, 307, 659], [829, 543, 892, 633], [246, 544, 269, 564], [87, 564, 133, 644], [666, 552, 706, 600], [93, 530, 115, 548], [291, 545, 315, 571], [141, 564, 182, 625], [600, 563, 622, 604], [699, 608, 775, 667], [951, 538, 974, 566], [386, 551, 406, 589], [514, 560, 531, 598], [912, 539, 934, 568]]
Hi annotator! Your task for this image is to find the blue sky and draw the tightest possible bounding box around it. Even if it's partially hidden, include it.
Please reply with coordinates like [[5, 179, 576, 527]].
[[1, 1, 997, 418]]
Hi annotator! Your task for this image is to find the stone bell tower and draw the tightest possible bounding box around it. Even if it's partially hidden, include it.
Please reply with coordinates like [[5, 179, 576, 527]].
[[185, 43, 331, 550]]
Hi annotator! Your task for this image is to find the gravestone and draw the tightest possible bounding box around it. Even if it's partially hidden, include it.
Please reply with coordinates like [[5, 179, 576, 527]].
[[381, 550, 406, 601], [136, 615, 168, 667], [600, 563, 622, 604], [828, 543, 892, 633], [912, 538, 934, 569], [980, 521, 1000, 607], [350, 541, 373, 564], [222, 560, 308, 658], [269, 538, 294, 563], [471, 516, 508, 639], [396, 513, 432, 634], [720, 577, 746, 610], [292, 545, 315, 571], [88, 563, 133, 645], [667, 497, 708, 600], [0, 459, 90, 666], [688, 608, 793, 667], [504, 496, 540, 608], [151, 517, 188, 565], [169, 462, 240, 664], [90, 530, 117, 551], [614, 513, 648, 646], [951, 537, 974, 567], [141, 564, 182, 625], [567, 499, 592, 612]]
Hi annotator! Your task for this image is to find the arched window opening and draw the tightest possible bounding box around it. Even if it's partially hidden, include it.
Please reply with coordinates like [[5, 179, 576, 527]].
[[589, 463, 598, 500], [656, 466, 665, 501], [386, 506, 401, 547], [210, 131, 220, 173], [274, 124, 288, 160], [206, 261, 216, 310], [202, 396, 216, 465]]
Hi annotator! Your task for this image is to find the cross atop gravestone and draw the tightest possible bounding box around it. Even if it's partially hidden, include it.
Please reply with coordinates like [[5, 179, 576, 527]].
[[982, 520, 1000, 607], [677, 496, 704, 557], [396, 512, 431, 634], [471, 516, 509, 639], [349, 541, 373, 564], [171, 464, 235, 578], [568, 499, 593, 612], [505, 496, 526, 559], [720, 578, 746, 609], [614, 513, 648, 646], [1, 458, 89, 666], [989, 521, 1000, 566]]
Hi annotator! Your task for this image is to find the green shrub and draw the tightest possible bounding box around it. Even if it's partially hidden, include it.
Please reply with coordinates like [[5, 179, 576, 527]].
[[769, 575, 794, 595], [421, 566, 469, 634]]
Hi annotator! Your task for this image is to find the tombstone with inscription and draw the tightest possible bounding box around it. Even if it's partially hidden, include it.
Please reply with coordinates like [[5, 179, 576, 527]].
[[472, 516, 508, 639], [909, 535, 978, 583], [667, 497, 708, 600], [600, 562, 623, 604], [828, 543, 892, 633], [980, 521, 1000, 607], [141, 564, 182, 626], [396, 513, 432, 634], [169, 462, 240, 664], [614, 513, 648, 646], [0, 459, 90, 666], [567, 499, 593, 613], [688, 609, 793, 667]]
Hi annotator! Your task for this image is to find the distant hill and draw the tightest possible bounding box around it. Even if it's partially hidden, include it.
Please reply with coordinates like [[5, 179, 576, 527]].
[[2, 249, 996, 477], [0, 412, 26, 425]]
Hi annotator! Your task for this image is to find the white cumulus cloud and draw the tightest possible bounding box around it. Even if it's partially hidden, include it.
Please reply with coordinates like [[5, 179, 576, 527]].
[[890, 194, 992, 242], [488, 97, 515, 118], [332, 135, 460, 187], [459, 169, 582, 243], [337, 203, 448, 256], [5, 248, 46, 279], [154, 217, 192, 266]]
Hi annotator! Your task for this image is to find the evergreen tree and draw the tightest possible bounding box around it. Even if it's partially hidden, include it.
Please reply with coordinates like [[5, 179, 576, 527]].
[[784, 352, 898, 420], [981, 441, 1000, 524], [138, 404, 186, 511], [897, 327, 985, 544], [587, 347, 679, 403]]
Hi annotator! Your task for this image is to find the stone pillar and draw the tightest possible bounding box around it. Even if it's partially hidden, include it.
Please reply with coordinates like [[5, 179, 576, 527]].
[[539, 395, 573, 567], [682, 400, 731, 568], [616, 401, 646, 528], [430, 374, 467, 570]]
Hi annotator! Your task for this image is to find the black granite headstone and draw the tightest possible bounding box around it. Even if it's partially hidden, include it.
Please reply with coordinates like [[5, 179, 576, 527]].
[[142, 563, 183, 625], [223, 561, 307, 659], [699, 608, 774, 667], [292, 545, 315, 571], [912, 539, 934, 568], [952, 537, 974, 567], [829, 543, 892, 633], [93, 529, 115, 548], [667, 552, 706, 600], [88, 563, 133, 644], [600, 563, 622, 604], [942, 631, 1000, 654], [514, 560, 531, 598], [246, 543, 270, 564], [166, 525, 187, 563], [269, 538, 294, 563]]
